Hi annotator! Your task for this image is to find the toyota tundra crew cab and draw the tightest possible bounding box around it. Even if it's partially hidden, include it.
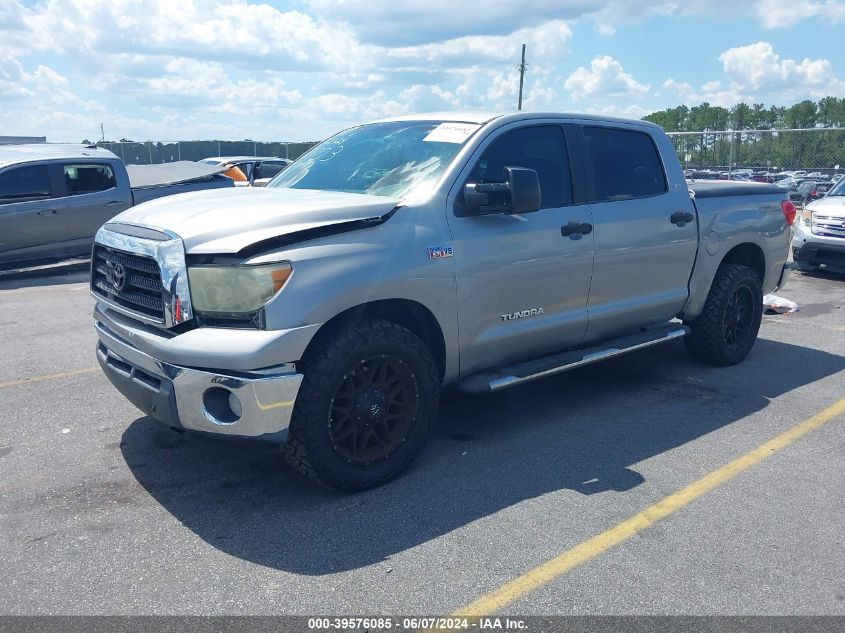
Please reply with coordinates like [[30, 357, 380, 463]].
[[91, 112, 794, 490]]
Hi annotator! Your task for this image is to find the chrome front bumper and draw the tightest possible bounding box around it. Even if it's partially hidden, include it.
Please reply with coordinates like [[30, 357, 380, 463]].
[[95, 319, 303, 442]]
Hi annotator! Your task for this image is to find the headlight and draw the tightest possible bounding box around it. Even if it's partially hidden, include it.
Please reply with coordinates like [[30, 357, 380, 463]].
[[188, 262, 292, 313], [800, 208, 813, 226]]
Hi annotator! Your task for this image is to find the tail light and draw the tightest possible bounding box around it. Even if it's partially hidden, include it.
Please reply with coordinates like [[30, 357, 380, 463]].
[[781, 199, 797, 225]]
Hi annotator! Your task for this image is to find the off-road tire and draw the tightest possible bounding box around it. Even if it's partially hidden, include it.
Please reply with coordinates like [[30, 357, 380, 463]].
[[684, 263, 763, 366], [282, 318, 440, 491]]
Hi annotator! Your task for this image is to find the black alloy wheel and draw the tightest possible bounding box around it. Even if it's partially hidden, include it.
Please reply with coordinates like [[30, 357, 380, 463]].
[[283, 318, 440, 491], [683, 263, 763, 366], [723, 286, 754, 349], [328, 354, 420, 465]]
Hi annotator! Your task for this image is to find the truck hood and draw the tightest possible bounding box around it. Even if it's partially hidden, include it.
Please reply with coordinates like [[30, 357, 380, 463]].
[[113, 188, 399, 254], [807, 195, 845, 218]]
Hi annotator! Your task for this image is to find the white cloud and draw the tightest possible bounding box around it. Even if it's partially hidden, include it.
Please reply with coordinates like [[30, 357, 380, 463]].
[[3, 0, 844, 142], [719, 42, 833, 91], [25, 0, 365, 72], [661, 78, 750, 108], [564, 56, 650, 99], [660, 42, 845, 107], [309, 0, 842, 43], [385, 20, 572, 68], [754, 0, 845, 28]]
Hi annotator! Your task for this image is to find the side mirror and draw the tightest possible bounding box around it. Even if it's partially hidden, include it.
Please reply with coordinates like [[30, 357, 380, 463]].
[[461, 166, 541, 216], [506, 166, 541, 214]]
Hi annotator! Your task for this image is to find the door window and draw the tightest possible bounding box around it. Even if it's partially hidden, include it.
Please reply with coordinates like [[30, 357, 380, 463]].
[[583, 127, 667, 202], [63, 164, 116, 195], [254, 161, 288, 179], [468, 126, 572, 208], [0, 165, 51, 204]]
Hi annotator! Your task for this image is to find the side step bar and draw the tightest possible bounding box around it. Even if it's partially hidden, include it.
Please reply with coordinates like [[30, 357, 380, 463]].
[[457, 324, 690, 394]]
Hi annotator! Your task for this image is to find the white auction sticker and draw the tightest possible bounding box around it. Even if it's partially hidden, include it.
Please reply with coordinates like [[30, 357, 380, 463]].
[[423, 122, 481, 144]]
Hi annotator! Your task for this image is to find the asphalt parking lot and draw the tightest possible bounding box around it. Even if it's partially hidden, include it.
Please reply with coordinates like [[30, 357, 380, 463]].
[[1, 265, 844, 617]]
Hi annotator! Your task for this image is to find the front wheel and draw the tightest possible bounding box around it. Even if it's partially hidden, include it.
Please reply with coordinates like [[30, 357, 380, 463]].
[[283, 318, 440, 491], [684, 264, 763, 366]]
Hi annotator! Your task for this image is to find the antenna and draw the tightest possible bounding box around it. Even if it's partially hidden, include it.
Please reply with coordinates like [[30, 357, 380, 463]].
[[517, 44, 527, 111], [98, 123, 105, 144]]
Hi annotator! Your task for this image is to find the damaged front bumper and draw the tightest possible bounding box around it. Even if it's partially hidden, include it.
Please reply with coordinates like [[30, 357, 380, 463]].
[[95, 311, 303, 443]]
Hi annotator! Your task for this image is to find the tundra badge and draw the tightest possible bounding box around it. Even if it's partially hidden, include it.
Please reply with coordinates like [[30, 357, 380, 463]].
[[502, 308, 545, 321]]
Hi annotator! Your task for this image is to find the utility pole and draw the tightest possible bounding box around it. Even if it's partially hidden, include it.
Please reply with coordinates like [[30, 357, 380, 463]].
[[517, 44, 527, 111]]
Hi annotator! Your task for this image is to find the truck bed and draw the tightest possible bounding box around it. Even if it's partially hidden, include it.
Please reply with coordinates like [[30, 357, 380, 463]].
[[687, 180, 784, 198], [126, 161, 227, 188], [126, 161, 233, 205]]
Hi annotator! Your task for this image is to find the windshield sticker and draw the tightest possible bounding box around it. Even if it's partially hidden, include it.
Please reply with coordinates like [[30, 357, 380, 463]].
[[423, 123, 481, 144]]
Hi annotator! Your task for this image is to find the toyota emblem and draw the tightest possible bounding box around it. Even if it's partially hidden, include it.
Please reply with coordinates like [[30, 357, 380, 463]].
[[110, 263, 126, 292]]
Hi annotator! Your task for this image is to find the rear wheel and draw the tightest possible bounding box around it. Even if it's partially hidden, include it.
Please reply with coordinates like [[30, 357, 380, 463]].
[[684, 264, 763, 366], [283, 318, 440, 491]]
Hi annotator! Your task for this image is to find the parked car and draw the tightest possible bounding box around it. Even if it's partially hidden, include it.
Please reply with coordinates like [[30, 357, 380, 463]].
[[0, 144, 234, 269], [199, 156, 291, 186], [790, 180, 832, 205], [793, 176, 845, 272], [91, 112, 792, 491]]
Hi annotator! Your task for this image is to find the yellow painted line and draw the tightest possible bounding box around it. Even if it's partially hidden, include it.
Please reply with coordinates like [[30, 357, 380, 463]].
[[455, 397, 845, 617], [0, 367, 99, 390]]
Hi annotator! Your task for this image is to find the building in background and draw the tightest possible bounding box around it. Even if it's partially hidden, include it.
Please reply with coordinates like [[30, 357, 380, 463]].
[[0, 136, 47, 145]]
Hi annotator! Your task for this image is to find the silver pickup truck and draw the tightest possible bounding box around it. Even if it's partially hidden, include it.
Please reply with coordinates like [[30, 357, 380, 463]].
[[91, 112, 794, 490]]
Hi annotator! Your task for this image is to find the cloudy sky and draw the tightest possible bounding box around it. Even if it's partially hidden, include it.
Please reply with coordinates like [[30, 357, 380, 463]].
[[2, 0, 844, 142]]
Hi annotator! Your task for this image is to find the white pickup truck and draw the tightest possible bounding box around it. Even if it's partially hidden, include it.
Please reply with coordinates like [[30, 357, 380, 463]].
[[91, 112, 794, 490]]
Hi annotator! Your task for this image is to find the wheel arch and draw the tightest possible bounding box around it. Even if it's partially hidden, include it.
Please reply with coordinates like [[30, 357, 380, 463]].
[[300, 298, 447, 382], [720, 242, 766, 282], [682, 240, 767, 321]]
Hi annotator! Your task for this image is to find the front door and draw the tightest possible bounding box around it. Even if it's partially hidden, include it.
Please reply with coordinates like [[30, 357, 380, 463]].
[[447, 123, 596, 375], [0, 163, 57, 264]]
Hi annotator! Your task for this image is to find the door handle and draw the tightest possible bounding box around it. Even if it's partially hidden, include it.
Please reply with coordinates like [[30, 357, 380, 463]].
[[38, 208, 57, 216], [561, 221, 593, 237], [670, 211, 694, 225], [105, 201, 123, 207]]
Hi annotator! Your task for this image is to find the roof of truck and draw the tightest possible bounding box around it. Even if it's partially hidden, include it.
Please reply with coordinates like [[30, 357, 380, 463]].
[[372, 111, 662, 130], [0, 144, 118, 170]]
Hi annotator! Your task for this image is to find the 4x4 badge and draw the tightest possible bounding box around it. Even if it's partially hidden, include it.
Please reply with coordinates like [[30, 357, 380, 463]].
[[427, 245, 453, 260]]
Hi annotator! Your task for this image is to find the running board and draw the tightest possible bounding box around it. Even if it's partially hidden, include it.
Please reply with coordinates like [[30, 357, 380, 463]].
[[457, 324, 690, 394]]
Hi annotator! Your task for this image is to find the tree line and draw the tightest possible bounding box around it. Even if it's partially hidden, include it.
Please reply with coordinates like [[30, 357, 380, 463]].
[[81, 140, 319, 165], [642, 97, 845, 171]]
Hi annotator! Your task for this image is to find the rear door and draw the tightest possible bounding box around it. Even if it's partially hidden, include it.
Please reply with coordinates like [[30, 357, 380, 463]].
[[577, 123, 698, 342], [447, 122, 595, 375]]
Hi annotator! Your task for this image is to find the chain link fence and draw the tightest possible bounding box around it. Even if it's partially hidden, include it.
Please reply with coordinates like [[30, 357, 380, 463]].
[[95, 140, 319, 165], [92, 128, 844, 175], [665, 128, 845, 175]]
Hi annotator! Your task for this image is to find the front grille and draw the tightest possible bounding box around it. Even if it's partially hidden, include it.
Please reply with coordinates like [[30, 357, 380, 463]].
[[91, 245, 164, 321], [812, 214, 845, 238]]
